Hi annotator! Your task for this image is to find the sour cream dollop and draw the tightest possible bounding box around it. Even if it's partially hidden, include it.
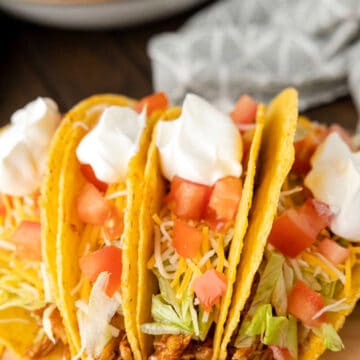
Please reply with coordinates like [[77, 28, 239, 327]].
[[76, 106, 145, 183], [0, 97, 61, 196], [305, 133, 360, 241], [155, 94, 242, 185]]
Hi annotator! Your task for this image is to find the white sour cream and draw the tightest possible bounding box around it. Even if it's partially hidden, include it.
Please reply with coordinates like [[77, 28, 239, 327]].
[[155, 94, 242, 185], [76, 106, 145, 183], [0, 98, 61, 196], [305, 133, 360, 241]]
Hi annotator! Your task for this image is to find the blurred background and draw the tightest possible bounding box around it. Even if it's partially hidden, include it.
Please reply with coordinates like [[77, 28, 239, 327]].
[[0, 1, 359, 359], [0, 0, 358, 130]]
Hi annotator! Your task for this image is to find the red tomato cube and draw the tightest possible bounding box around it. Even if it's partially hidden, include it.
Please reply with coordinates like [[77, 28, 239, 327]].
[[268, 208, 315, 258], [192, 269, 227, 312], [288, 280, 326, 327], [11, 221, 42, 261], [268, 198, 331, 258], [206, 176, 242, 222], [172, 220, 202, 258], [76, 183, 111, 225], [79, 245, 122, 297], [301, 198, 331, 234], [0, 196, 6, 216], [269, 346, 294, 360], [230, 95, 258, 125], [165, 176, 212, 221], [318, 238, 350, 265], [80, 163, 108, 192], [134, 92, 168, 116]]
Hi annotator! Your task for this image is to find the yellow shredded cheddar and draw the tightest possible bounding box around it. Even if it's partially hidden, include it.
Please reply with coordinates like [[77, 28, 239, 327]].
[[301, 252, 338, 280]]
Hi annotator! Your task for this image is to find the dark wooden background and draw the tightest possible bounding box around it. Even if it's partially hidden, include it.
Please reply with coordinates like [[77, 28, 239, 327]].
[[0, 2, 358, 131]]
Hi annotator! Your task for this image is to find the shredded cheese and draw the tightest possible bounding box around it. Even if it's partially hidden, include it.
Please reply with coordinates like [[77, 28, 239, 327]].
[[71, 277, 84, 297], [312, 298, 350, 320], [106, 190, 127, 200], [176, 268, 193, 300], [159, 221, 173, 243], [154, 227, 173, 280], [280, 186, 303, 197], [216, 234, 225, 273], [301, 252, 338, 282], [198, 250, 216, 270], [289, 259, 304, 281], [314, 252, 346, 284], [0, 318, 29, 324], [345, 256, 352, 297], [0, 240, 15, 251]]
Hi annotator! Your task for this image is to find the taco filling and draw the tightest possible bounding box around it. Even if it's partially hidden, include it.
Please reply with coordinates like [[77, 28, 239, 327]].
[[141, 93, 263, 358], [69, 93, 168, 359], [230, 118, 360, 359], [0, 98, 66, 357]]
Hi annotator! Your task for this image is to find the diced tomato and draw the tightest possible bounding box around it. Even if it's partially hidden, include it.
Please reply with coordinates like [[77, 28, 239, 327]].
[[269, 346, 294, 360], [301, 198, 331, 233], [268, 198, 331, 258], [230, 95, 258, 126], [288, 280, 326, 327], [172, 220, 202, 258], [0, 196, 6, 216], [327, 124, 353, 150], [318, 238, 350, 265], [79, 245, 122, 297], [165, 176, 212, 221], [293, 127, 326, 176], [134, 92, 168, 116], [205, 176, 242, 222], [76, 183, 111, 225], [80, 164, 108, 192], [293, 124, 352, 176], [192, 269, 227, 312], [103, 206, 124, 241], [11, 221, 42, 261], [268, 208, 315, 258], [32, 191, 41, 217]]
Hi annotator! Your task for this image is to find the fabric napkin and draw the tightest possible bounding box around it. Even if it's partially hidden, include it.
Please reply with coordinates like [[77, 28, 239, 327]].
[[149, 0, 360, 125]]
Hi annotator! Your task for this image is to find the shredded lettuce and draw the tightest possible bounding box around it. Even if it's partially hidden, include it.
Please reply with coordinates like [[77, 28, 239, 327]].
[[236, 304, 298, 359], [151, 295, 192, 332], [42, 304, 57, 343], [271, 266, 287, 316], [248, 252, 284, 316], [78, 272, 120, 358], [313, 324, 344, 352], [245, 304, 271, 337], [282, 262, 294, 293], [143, 272, 214, 340]]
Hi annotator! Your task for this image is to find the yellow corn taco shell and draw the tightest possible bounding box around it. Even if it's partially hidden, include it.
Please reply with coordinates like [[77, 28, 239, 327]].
[[221, 88, 360, 360], [0, 107, 66, 358], [45, 94, 161, 359], [220, 88, 298, 359], [136, 99, 265, 358]]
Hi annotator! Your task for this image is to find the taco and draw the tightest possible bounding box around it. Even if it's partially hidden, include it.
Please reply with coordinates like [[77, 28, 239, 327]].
[[221, 91, 360, 359], [137, 91, 268, 359], [45, 92, 168, 359], [0, 98, 67, 358]]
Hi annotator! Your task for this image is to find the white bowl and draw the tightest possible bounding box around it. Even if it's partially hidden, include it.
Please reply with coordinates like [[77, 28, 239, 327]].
[[0, 0, 208, 29]]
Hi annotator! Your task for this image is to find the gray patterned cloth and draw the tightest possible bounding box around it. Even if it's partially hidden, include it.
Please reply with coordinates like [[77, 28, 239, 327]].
[[149, 0, 360, 125]]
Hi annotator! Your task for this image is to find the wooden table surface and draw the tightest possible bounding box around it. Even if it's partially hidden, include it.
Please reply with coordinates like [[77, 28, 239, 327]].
[[0, 3, 359, 360]]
